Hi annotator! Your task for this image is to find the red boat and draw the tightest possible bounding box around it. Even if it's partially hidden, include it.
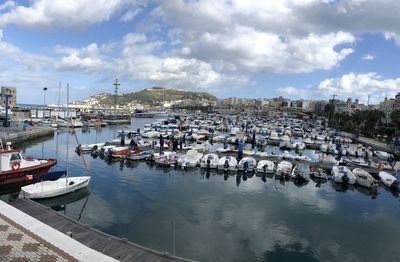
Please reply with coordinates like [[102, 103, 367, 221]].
[[0, 142, 57, 185], [107, 146, 130, 158]]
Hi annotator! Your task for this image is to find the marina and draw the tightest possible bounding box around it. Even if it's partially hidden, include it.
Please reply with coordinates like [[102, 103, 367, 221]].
[[1, 115, 400, 261]]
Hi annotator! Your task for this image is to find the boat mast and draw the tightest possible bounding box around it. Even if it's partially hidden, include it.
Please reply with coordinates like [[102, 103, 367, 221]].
[[66, 83, 69, 185], [57, 81, 61, 121]]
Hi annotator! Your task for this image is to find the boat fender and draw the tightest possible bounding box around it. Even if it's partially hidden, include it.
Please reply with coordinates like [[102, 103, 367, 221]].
[[11, 161, 20, 171]]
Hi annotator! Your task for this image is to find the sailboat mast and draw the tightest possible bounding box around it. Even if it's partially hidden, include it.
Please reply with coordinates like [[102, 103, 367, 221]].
[[57, 81, 61, 121], [66, 83, 69, 185]]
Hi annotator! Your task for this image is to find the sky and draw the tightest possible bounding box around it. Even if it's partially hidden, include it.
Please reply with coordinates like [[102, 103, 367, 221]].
[[0, 0, 400, 105]]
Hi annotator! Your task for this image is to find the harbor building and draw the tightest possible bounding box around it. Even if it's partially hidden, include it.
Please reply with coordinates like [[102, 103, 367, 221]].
[[1, 86, 17, 108]]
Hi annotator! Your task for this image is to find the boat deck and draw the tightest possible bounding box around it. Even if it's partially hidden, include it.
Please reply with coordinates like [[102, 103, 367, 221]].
[[9, 198, 194, 262]]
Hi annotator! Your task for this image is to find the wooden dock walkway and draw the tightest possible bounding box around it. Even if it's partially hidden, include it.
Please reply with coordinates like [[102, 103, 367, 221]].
[[10, 199, 194, 262]]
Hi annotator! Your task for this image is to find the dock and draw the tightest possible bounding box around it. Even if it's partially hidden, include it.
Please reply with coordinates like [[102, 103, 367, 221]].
[[0, 126, 54, 144], [6, 199, 194, 262]]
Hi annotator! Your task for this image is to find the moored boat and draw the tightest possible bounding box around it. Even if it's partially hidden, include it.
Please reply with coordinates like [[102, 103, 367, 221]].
[[331, 165, 356, 185], [0, 142, 57, 185]]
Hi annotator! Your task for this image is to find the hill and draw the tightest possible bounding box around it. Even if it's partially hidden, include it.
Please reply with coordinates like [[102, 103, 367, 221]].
[[77, 87, 217, 107]]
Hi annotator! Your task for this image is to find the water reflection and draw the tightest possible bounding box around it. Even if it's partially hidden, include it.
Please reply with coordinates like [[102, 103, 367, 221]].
[[1, 120, 400, 262]]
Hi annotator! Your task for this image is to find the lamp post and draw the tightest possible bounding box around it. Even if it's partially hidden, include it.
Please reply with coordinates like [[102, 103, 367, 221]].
[[43, 87, 47, 118]]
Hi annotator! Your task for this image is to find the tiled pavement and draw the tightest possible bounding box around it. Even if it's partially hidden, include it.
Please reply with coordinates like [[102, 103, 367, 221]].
[[0, 213, 78, 262]]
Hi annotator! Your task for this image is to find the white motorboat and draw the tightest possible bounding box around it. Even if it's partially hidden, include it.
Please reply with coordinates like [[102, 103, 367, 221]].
[[256, 160, 275, 174], [154, 153, 180, 167], [200, 153, 219, 169], [276, 161, 293, 177], [238, 157, 257, 172], [310, 167, 328, 180], [279, 140, 293, 150], [378, 171, 400, 191], [352, 168, 378, 189], [292, 142, 306, 151], [331, 165, 356, 185], [344, 158, 369, 167], [218, 156, 237, 171], [19, 176, 91, 199], [178, 150, 203, 168], [127, 151, 154, 161], [290, 164, 310, 182], [141, 131, 162, 138], [374, 151, 392, 160], [77, 142, 106, 153]]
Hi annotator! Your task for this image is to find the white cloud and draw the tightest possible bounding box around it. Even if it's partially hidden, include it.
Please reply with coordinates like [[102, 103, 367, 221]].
[[362, 53, 375, 60], [0, 0, 141, 29], [55, 43, 104, 72], [159, 1, 356, 74], [317, 73, 400, 104], [120, 9, 140, 22], [0, 0, 15, 12]]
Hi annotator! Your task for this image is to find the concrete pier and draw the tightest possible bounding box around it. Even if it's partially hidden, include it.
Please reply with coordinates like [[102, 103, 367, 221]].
[[0, 126, 54, 144], [0, 200, 117, 261], [7, 199, 194, 262]]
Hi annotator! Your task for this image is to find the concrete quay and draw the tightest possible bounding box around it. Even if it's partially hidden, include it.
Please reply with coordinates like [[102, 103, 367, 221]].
[[6, 199, 195, 262], [0, 126, 54, 144]]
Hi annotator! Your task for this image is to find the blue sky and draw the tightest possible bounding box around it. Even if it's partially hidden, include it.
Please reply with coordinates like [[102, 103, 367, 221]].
[[0, 0, 400, 105]]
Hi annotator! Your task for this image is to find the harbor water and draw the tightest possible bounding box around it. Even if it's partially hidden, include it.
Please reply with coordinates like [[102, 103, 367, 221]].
[[1, 118, 400, 262]]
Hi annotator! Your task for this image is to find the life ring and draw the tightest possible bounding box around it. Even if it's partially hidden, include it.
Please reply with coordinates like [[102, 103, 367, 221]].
[[11, 161, 20, 171]]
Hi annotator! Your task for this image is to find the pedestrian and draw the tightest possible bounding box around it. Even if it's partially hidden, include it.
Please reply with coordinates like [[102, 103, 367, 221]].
[[120, 130, 125, 146], [159, 134, 164, 154], [238, 138, 244, 161]]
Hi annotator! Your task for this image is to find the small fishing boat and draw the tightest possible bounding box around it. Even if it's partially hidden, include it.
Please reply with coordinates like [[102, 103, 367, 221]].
[[344, 158, 369, 167], [154, 153, 180, 167], [200, 153, 219, 169], [292, 142, 306, 151], [331, 165, 356, 185], [256, 160, 275, 174], [127, 151, 154, 161], [218, 156, 237, 171], [0, 142, 57, 185], [378, 171, 400, 191], [276, 161, 293, 178], [76, 142, 106, 153], [238, 157, 257, 172], [374, 151, 392, 160], [290, 164, 310, 182], [107, 147, 130, 158], [352, 168, 378, 189], [178, 150, 203, 168], [310, 167, 328, 180]]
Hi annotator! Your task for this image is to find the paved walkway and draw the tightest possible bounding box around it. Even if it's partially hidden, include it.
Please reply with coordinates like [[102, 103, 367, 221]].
[[0, 200, 117, 262]]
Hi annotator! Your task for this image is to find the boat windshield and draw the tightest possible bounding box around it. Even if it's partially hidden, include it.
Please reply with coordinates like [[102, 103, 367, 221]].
[[10, 153, 21, 161]]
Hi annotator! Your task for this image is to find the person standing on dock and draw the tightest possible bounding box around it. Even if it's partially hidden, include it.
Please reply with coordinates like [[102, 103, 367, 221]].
[[238, 137, 244, 161], [121, 130, 125, 146], [159, 134, 164, 154]]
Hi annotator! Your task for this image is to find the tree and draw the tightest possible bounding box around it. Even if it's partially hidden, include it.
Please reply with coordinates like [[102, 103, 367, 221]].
[[391, 110, 400, 135]]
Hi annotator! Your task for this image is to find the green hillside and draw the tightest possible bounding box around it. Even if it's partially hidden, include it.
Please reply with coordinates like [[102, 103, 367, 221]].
[[78, 87, 217, 107]]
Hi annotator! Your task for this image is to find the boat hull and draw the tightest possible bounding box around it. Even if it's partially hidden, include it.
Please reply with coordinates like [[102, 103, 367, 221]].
[[20, 176, 91, 199], [0, 159, 57, 185]]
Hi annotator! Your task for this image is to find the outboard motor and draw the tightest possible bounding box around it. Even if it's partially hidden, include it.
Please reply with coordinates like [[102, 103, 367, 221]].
[[224, 159, 229, 171], [207, 157, 211, 170], [342, 173, 349, 184], [243, 161, 249, 173]]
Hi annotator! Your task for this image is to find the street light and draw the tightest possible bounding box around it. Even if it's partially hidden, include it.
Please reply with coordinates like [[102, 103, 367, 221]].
[[43, 87, 47, 119]]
